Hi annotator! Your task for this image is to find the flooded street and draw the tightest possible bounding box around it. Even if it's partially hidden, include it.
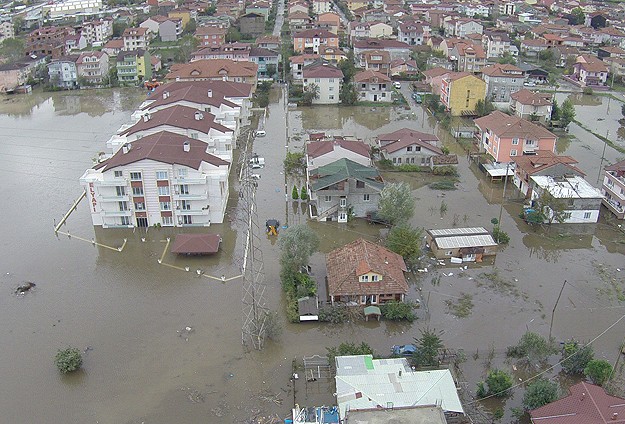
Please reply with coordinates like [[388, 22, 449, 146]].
[[1, 86, 625, 423]]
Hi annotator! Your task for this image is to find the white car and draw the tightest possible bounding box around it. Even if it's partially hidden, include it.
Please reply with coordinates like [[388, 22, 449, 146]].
[[255, 130, 266, 137], [393, 82, 401, 89]]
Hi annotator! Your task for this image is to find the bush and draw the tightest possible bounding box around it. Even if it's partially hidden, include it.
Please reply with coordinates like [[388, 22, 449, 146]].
[[300, 185, 308, 200], [584, 359, 613, 386], [507, 332, 556, 363], [429, 180, 457, 190], [377, 159, 394, 169], [395, 164, 423, 172], [561, 340, 594, 375], [286, 297, 300, 323], [327, 342, 374, 363], [482, 369, 513, 397], [493, 226, 510, 244], [432, 165, 458, 176], [522, 379, 559, 410], [55, 347, 83, 373], [583, 87, 594, 95], [380, 301, 417, 321], [292, 185, 299, 200], [318, 305, 348, 324]]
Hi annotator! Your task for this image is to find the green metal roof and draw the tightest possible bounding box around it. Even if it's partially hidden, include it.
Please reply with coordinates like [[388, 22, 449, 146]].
[[364, 305, 381, 316], [311, 158, 384, 191]]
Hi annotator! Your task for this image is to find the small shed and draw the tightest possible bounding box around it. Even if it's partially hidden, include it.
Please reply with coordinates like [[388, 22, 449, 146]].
[[364, 305, 381, 321], [298, 296, 319, 321], [171, 234, 221, 255], [426, 227, 498, 261]]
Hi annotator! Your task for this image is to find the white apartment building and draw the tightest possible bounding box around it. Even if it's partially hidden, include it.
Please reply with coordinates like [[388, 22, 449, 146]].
[[80, 132, 230, 228], [602, 159, 625, 220], [302, 62, 343, 104], [81, 19, 113, 46], [122, 27, 148, 51], [43, 0, 102, 19]]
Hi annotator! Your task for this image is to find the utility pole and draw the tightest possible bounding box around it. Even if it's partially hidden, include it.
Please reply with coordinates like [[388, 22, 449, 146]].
[[496, 161, 510, 239], [597, 129, 609, 184], [549, 280, 567, 341]]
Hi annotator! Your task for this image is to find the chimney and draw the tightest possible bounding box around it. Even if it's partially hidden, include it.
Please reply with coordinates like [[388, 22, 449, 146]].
[[143, 113, 150, 122], [122, 143, 131, 154], [613, 413, 619, 420], [183, 141, 190, 152], [163, 91, 169, 99], [194, 111, 203, 120], [207, 89, 212, 98]]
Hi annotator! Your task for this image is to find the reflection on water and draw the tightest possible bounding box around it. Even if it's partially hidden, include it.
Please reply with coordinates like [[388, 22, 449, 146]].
[[565, 92, 602, 106]]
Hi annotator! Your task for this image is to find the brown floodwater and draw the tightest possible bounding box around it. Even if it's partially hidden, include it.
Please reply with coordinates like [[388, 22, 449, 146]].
[[1, 86, 624, 424]]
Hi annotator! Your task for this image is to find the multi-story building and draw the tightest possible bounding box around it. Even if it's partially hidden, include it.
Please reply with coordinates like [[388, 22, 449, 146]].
[[140, 15, 182, 42], [312, 0, 331, 14], [26, 26, 75, 58], [362, 50, 391, 75], [190, 43, 252, 61], [398, 22, 424, 46], [440, 72, 486, 116], [43, 0, 102, 19], [377, 128, 442, 166], [165, 59, 258, 88], [602, 159, 625, 219], [122, 27, 149, 51], [80, 132, 230, 228], [481, 63, 524, 102], [249, 47, 280, 78], [302, 62, 343, 104], [81, 18, 113, 46], [293, 29, 339, 54], [353, 38, 411, 66], [529, 176, 603, 224], [572, 54, 608, 87], [0, 20, 15, 42], [194, 25, 227, 47], [76, 51, 109, 85], [483, 30, 514, 59], [509, 89, 553, 123], [239, 12, 265, 38], [353, 70, 392, 103], [47, 56, 79, 89], [450, 42, 487, 73], [512, 150, 584, 197], [443, 18, 483, 38], [474, 111, 557, 162], [116, 49, 151, 85], [290, 54, 321, 82]]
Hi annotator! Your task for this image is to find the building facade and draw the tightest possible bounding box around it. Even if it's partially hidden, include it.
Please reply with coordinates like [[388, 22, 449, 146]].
[[602, 159, 625, 219]]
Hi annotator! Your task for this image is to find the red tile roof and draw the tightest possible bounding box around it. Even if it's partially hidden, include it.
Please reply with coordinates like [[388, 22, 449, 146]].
[[512, 150, 584, 177], [303, 62, 344, 79], [150, 79, 253, 98], [294, 29, 336, 39], [95, 131, 229, 171], [530, 382, 625, 424], [326, 239, 408, 297], [306, 139, 371, 159], [166, 59, 258, 80], [510, 89, 552, 106], [422, 67, 451, 79], [378, 128, 442, 154], [353, 38, 411, 49], [481, 63, 524, 77], [171, 233, 221, 254], [142, 84, 239, 110], [354, 69, 391, 83], [474, 111, 556, 140], [121, 105, 232, 136]]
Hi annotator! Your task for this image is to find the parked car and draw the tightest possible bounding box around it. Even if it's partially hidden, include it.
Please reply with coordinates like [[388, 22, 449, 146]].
[[393, 82, 401, 89], [391, 344, 418, 357], [412, 93, 422, 103], [255, 130, 266, 137]]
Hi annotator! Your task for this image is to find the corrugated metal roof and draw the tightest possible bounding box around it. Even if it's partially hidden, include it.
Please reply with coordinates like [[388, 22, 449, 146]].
[[428, 227, 488, 237], [435, 234, 497, 249]]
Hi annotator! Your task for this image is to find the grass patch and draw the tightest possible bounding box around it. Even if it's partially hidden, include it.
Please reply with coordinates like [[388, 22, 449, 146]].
[[429, 180, 457, 190], [444, 293, 474, 318], [476, 269, 523, 298], [573, 119, 625, 155]]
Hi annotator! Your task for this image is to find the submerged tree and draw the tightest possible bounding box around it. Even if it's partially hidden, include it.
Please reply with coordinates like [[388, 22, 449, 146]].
[[412, 328, 444, 367], [386, 224, 423, 265], [278, 224, 320, 276], [302, 83, 320, 106], [523, 379, 559, 410], [377, 182, 415, 226]]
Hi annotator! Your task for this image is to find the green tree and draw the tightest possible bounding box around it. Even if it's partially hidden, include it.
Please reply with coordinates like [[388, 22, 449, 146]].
[[266, 64, 277, 78], [479, 369, 513, 397], [174, 35, 198, 63], [377, 182, 415, 226], [522, 379, 559, 410], [385, 224, 423, 265], [13, 16, 24, 35], [226, 26, 242, 42], [532, 190, 570, 224], [507, 332, 556, 363], [292, 185, 299, 200], [278, 224, 320, 275], [302, 83, 320, 106], [551, 99, 561, 122], [584, 359, 613, 386], [569, 7, 585, 25], [0, 38, 25, 63], [283, 151, 305, 175], [412, 328, 444, 367], [561, 340, 594, 375], [560, 99, 575, 127], [113, 21, 129, 38], [327, 342, 374, 363], [55, 347, 83, 373], [496, 52, 516, 65], [183, 19, 197, 35], [204, 4, 216, 15], [380, 301, 417, 321], [338, 51, 356, 82], [475, 98, 495, 117], [340, 82, 358, 105], [300, 185, 308, 200]]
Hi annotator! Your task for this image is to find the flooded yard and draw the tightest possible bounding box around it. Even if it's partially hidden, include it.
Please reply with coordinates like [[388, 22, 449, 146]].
[[0, 86, 624, 423]]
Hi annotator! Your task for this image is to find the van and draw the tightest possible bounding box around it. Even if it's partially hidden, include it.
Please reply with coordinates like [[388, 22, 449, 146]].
[[393, 82, 401, 89], [255, 130, 266, 137]]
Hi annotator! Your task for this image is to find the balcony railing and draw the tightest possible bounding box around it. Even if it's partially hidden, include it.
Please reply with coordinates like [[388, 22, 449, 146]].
[[102, 210, 132, 216], [100, 194, 129, 201]]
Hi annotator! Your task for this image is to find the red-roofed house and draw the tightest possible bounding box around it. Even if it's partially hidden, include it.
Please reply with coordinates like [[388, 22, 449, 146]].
[[293, 29, 339, 54], [572, 54, 608, 87], [422, 67, 451, 95], [509, 89, 553, 122], [440, 72, 486, 116], [512, 150, 584, 197], [306, 138, 371, 172], [194, 26, 227, 47], [474, 110, 557, 162], [80, 131, 230, 228], [290, 54, 322, 82], [303, 62, 343, 104], [354, 70, 392, 102], [377, 128, 442, 166], [326, 239, 408, 305], [530, 382, 625, 424]]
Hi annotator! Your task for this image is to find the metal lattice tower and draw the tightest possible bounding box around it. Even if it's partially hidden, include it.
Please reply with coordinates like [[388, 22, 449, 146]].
[[239, 150, 269, 350]]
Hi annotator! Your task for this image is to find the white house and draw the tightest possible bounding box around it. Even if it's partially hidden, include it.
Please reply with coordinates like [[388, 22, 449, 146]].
[[302, 62, 343, 104], [377, 128, 442, 166], [80, 131, 230, 228], [353, 69, 392, 102], [529, 175, 604, 223], [306, 137, 371, 172]]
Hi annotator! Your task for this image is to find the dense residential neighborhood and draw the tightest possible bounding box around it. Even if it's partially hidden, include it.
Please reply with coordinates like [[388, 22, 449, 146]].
[[3, 0, 625, 422]]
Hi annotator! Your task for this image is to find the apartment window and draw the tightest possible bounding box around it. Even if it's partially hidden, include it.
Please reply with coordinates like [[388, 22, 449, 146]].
[[397, 158, 402, 164], [324, 195, 332, 202], [525, 139, 537, 146], [160, 201, 171, 210], [371, 275, 378, 282], [158, 186, 170, 196], [361, 275, 369, 282], [156, 171, 168, 180], [315, 78, 320, 83], [116, 186, 126, 196], [363, 194, 370, 202], [114, 170, 123, 177], [130, 172, 142, 180], [179, 185, 189, 195], [134, 202, 145, 210], [361, 83, 366, 88], [118, 201, 128, 211], [563, 212, 572, 220], [190, 132, 198, 139], [161, 216, 173, 226], [510, 149, 517, 156], [181, 200, 191, 210], [178, 169, 187, 178], [121, 216, 130, 225], [512, 138, 519, 145], [132, 186, 144, 196], [584, 212, 592, 219], [407, 146, 412, 152], [329, 95, 334, 100], [339, 197, 347, 207], [329, 78, 334, 82], [329, 86, 333, 91], [182, 215, 192, 224]]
